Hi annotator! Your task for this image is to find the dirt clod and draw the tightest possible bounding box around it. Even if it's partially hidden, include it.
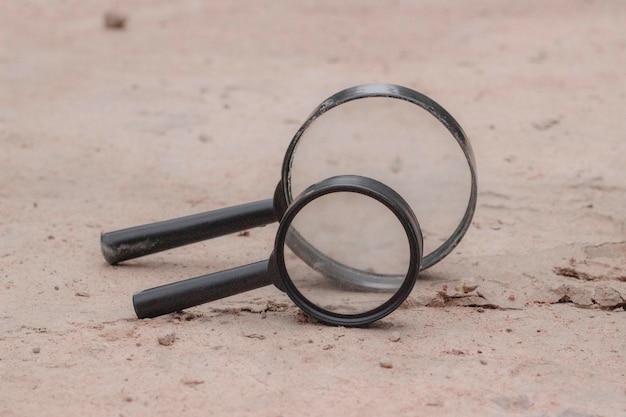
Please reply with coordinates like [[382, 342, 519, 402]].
[[157, 331, 176, 346], [295, 310, 319, 324], [388, 332, 401, 342], [379, 358, 393, 368]]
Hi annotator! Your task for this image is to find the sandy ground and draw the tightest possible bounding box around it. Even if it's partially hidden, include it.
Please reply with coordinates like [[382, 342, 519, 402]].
[[1, 1, 626, 416]]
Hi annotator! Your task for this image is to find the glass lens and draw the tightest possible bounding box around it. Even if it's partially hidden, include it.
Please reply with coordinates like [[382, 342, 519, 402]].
[[282, 191, 411, 315], [288, 96, 471, 260]]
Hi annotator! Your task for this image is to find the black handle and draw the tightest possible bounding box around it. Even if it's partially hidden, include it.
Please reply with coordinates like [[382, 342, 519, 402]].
[[101, 199, 277, 264], [133, 259, 272, 318]]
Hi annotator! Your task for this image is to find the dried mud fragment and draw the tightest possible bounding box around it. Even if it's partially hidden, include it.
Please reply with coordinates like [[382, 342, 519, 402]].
[[551, 284, 593, 307], [551, 284, 625, 309], [553, 267, 596, 281], [427, 284, 500, 309], [592, 286, 624, 308]]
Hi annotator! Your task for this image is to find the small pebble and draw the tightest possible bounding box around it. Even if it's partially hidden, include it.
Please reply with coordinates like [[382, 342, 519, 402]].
[[379, 358, 393, 369], [388, 332, 401, 342], [480, 359, 488, 365], [32, 347, 41, 354], [158, 331, 176, 346], [104, 11, 127, 30]]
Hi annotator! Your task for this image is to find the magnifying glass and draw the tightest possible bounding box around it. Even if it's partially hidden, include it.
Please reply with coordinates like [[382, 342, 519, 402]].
[[132, 175, 423, 327], [101, 83, 476, 288]]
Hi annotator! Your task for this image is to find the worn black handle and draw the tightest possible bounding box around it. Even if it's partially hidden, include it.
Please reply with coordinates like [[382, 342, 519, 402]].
[[133, 259, 272, 318], [100, 199, 277, 265]]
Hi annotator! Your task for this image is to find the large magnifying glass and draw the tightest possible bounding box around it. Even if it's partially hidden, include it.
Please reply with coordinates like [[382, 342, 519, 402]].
[[101, 83, 476, 289], [133, 175, 423, 327]]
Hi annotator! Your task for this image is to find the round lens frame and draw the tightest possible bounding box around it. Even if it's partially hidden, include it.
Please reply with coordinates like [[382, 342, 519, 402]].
[[274, 175, 423, 327], [282, 84, 477, 275]]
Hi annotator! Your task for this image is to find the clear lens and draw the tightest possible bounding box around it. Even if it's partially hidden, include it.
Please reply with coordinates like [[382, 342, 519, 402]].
[[289, 96, 471, 258], [282, 191, 411, 315]]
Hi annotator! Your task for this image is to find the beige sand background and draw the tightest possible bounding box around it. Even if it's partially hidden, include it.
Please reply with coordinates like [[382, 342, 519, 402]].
[[1, 1, 625, 416]]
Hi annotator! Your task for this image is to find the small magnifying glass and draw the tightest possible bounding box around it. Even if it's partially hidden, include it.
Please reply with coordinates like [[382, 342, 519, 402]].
[[101, 83, 476, 289], [132, 175, 423, 327]]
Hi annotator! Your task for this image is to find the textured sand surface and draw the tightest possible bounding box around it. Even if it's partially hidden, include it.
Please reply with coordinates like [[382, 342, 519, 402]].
[[1, 1, 625, 416]]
